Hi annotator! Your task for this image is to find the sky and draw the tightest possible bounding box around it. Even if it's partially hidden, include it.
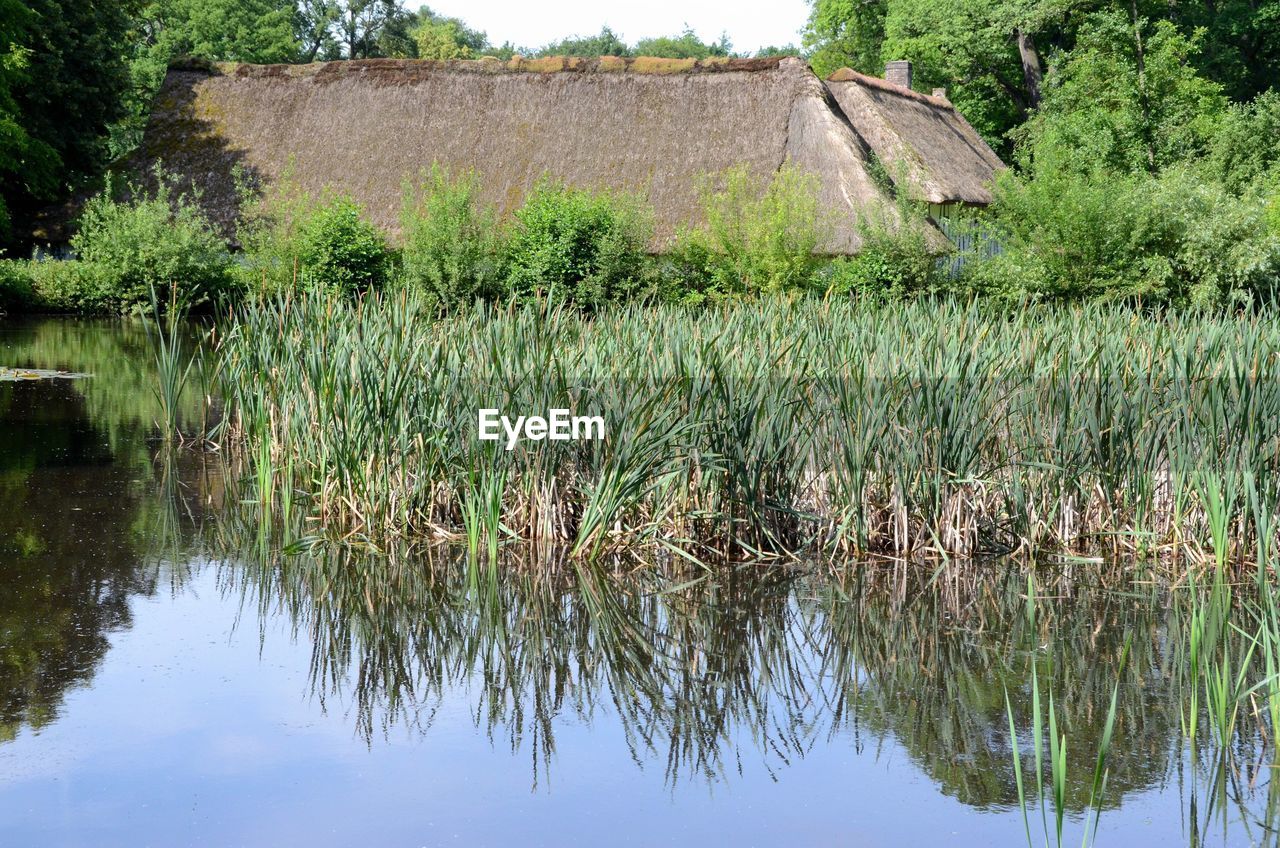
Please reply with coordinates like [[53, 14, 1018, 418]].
[[416, 0, 813, 55]]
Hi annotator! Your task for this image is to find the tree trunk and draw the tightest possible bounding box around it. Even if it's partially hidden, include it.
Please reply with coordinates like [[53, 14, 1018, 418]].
[[1130, 1, 1157, 169], [1014, 28, 1044, 110]]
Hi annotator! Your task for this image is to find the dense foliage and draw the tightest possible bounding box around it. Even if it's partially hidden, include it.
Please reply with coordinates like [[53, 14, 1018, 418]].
[[293, 196, 390, 295], [667, 166, 826, 302], [803, 0, 1280, 152], [799, 0, 1280, 305], [503, 181, 651, 309], [2, 174, 232, 313], [0, 0, 135, 242], [399, 166, 504, 309]]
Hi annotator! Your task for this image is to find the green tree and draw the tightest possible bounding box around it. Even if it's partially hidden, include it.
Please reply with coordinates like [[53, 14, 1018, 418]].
[[109, 0, 299, 164], [881, 0, 1040, 151], [754, 45, 802, 58], [803, 0, 887, 79], [1016, 11, 1227, 175], [1170, 0, 1280, 102], [0, 1, 56, 236], [411, 8, 488, 60], [2, 0, 135, 244], [333, 0, 409, 59], [803, 0, 1077, 148], [145, 0, 297, 64], [297, 0, 342, 61], [536, 27, 632, 58], [634, 28, 732, 59]]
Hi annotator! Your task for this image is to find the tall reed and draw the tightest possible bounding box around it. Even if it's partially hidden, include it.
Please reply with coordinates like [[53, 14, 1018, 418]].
[[216, 290, 1280, 564]]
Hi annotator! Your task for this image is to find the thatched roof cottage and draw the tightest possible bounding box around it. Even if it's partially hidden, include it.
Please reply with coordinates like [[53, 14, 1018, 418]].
[[827, 65, 1006, 209], [101, 56, 1004, 254]]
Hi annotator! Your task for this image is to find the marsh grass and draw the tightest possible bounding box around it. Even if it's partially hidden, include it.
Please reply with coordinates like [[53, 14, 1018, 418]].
[[218, 291, 1280, 566], [146, 285, 217, 446]]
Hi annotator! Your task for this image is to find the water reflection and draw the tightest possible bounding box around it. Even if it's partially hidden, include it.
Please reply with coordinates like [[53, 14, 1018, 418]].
[[2, 317, 1278, 846], [0, 320, 216, 744], [217, 516, 1214, 819]]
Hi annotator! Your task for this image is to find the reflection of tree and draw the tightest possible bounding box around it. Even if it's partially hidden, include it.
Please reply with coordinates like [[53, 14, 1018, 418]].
[[1, 317, 210, 465], [0, 377, 214, 742], [221, 526, 1204, 810], [815, 571, 1185, 811]]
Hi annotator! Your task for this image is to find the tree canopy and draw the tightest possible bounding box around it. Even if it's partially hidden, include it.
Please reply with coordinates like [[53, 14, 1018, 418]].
[[802, 0, 1280, 155]]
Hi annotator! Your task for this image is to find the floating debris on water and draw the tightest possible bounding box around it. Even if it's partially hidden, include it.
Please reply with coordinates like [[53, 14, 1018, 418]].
[[0, 367, 91, 382]]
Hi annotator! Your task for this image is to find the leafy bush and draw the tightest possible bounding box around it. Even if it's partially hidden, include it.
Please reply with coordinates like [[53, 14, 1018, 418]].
[[505, 179, 651, 309], [233, 170, 310, 294], [70, 173, 233, 313], [27, 260, 120, 312], [978, 165, 1280, 306], [295, 196, 391, 296], [237, 180, 391, 297], [667, 165, 826, 303], [0, 259, 132, 314], [0, 260, 34, 312], [1204, 91, 1280, 193], [1148, 168, 1280, 306], [400, 165, 504, 310], [979, 168, 1148, 300], [825, 197, 942, 301]]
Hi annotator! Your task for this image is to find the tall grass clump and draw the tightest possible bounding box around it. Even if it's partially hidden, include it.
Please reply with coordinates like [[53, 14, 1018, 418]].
[[399, 165, 505, 310], [666, 164, 826, 303], [504, 178, 652, 310], [146, 285, 211, 445], [217, 292, 1280, 564]]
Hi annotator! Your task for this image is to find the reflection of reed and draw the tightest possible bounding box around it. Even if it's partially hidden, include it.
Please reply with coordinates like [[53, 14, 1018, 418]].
[[215, 507, 1261, 817]]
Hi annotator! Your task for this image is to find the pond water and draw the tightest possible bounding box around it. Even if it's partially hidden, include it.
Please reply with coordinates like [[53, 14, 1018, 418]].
[[0, 318, 1275, 847]]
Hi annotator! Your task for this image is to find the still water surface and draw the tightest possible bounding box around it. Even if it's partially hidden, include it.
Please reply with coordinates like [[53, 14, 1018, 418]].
[[0, 318, 1272, 846]]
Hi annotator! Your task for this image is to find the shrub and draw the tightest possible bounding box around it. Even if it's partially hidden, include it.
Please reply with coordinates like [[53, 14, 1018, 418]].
[[982, 168, 1153, 301], [70, 173, 233, 313], [977, 165, 1280, 306], [400, 165, 504, 310], [667, 165, 826, 302], [295, 196, 391, 296], [0, 260, 34, 312], [1204, 91, 1280, 194], [236, 176, 391, 297], [505, 179, 652, 309], [825, 196, 943, 301], [1148, 168, 1280, 306], [0, 259, 129, 314], [26, 260, 119, 312]]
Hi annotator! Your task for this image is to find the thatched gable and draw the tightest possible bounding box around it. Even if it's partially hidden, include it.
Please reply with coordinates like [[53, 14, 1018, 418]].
[[826, 68, 1005, 206], [138, 56, 918, 254]]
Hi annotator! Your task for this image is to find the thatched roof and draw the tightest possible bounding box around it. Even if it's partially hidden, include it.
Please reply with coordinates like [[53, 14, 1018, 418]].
[[135, 56, 927, 254], [826, 68, 1005, 206]]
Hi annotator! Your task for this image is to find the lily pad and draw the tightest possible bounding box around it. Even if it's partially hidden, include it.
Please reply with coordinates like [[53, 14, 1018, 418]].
[[0, 367, 91, 382]]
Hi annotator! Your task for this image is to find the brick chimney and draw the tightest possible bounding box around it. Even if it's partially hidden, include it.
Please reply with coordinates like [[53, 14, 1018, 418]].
[[885, 60, 912, 90]]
